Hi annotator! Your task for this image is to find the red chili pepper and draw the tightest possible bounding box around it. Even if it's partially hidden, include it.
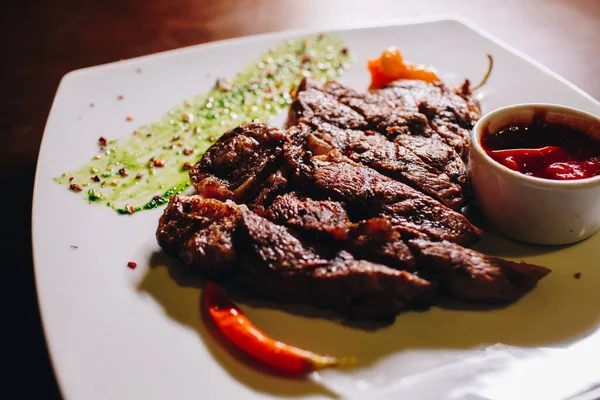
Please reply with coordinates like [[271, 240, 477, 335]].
[[203, 281, 355, 375]]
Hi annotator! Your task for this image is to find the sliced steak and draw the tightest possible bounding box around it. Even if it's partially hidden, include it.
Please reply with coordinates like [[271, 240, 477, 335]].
[[394, 133, 467, 189], [295, 121, 464, 210], [345, 218, 549, 303], [290, 150, 482, 246], [157, 74, 550, 319], [236, 211, 436, 319], [261, 193, 416, 270], [321, 78, 480, 157], [156, 196, 246, 279], [287, 78, 369, 130], [408, 239, 551, 302], [264, 192, 350, 241], [348, 218, 417, 270], [251, 169, 289, 216], [189, 123, 286, 202], [292, 78, 469, 196]]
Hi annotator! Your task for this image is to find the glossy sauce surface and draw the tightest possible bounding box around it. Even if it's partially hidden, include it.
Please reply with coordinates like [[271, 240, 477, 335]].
[[482, 122, 600, 180]]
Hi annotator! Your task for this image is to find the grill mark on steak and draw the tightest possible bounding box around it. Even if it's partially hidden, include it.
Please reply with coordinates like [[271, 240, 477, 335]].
[[290, 150, 482, 246], [344, 218, 550, 303], [321, 78, 480, 158], [236, 211, 436, 319], [251, 169, 289, 216], [156, 75, 551, 320], [291, 121, 465, 210], [264, 192, 350, 241], [348, 218, 417, 270], [189, 123, 286, 202], [287, 78, 369, 130], [393, 133, 468, 189], [408, 239, 551, 303], [156, 196, 247, 279]]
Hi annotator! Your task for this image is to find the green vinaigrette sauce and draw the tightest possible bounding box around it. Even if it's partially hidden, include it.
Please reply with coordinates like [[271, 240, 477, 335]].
[[55, 34, 353, 214]]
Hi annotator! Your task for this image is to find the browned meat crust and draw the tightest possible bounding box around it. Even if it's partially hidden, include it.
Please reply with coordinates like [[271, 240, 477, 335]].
[[289, 121, 465, 210], [157, 196, 550, 317], [289, 150, 482, 246], [264, 192, 350, 241], [286, 78, 369, 130], [251, 169, 289, 216], [408, 239, 551, 302], [189, 123, 286, 202], [341, 217, 550, 303], [322, 79, 480, 157], [235, 212, 437, 319], [156, 75, 550, 320], [348, 218, 417, 270], [394, 133, 467, 189], [156, 196, 247, 279]]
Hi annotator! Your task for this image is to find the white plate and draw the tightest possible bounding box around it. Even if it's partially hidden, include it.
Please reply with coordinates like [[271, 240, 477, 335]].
[[33, 17, 600, 400]]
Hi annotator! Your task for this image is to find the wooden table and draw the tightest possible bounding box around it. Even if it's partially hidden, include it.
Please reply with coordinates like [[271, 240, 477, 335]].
[[4, 0, 598, 397]]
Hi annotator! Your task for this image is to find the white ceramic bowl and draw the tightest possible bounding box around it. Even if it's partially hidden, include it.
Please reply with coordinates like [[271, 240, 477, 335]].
[[469, 103, 600, 245]]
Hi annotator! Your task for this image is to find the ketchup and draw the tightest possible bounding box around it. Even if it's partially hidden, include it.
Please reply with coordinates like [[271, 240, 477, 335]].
[[481, 122, 600, 180]]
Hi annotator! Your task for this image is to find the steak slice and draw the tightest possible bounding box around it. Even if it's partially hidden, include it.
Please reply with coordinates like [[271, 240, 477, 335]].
[[236, 211, 436, 319], [408, 239, 551, 302], [156, 196, 246, 279], [286, 78, 369, 130], [261, 193, 416, 270], [289, 150, 482, 246], [321, 79, 480, 157], [393, 133, 467, 189], [264, 192, 350, 241], [348, 218, 417, 270], [346, 218, 550, 303], [294, 121, 465, 210], [189, 123, 286, 202], [294, 79, 468, 191], [251, 169, 289, 216], [379, 80, 480, 157]]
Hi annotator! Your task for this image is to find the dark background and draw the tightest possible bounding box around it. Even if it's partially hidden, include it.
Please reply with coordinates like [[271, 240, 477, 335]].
[[3, 0, 598, 398]]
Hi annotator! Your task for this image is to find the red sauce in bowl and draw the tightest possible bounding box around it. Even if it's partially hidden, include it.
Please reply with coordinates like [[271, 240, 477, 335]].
[[481, 122, 600, 180]]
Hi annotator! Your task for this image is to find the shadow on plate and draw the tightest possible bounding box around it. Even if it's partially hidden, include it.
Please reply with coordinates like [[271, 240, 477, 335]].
[[137, 236, 600, 395], [464, 203, 570, 258], [137, 251, 341, 399]]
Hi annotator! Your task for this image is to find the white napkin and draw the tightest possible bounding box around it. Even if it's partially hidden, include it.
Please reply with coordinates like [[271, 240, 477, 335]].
[[315, 336, 600, 400]]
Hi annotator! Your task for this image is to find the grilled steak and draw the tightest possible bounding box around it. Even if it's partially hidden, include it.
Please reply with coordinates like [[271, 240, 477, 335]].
[[251, 169, 289, 215], [408, 239, 551, 302], [259, 194, 417, 270], [343, 218, 551, 303], [157, 195, 549, 317], [236, 211, 436, 319], [189, 123, 286, 202], [289, 121, 465, 209], [288, 150, 482, 246], [156, 196, 246, 279], [348, 218, 417, 270], [321, 79, 480, 157], [157, 74, 550, 320], [287, 78, 369, 130], [393, 133, 467, 189], [264, 192, 350, 241], [322, 79, 469, 187]]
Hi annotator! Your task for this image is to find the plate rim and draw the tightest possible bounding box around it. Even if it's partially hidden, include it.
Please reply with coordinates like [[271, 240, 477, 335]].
[[30, 15, 600, 399]]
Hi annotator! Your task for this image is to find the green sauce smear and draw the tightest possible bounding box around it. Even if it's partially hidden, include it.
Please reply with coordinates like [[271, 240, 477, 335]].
[[55, 33, 353, 214]]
